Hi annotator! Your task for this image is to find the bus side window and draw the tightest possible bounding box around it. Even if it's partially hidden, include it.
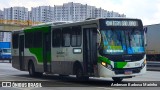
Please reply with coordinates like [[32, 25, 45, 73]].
[[25, 32, 33, 48], [71, 26, 82, 47], [12, 34, 19, 49], [33, 32, 42, 48], [52, 29, 61, 47], [62, 27, 71, 47]]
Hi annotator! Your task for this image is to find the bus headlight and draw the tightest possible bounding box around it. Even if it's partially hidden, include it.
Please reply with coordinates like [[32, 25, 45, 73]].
[[141, 59, 146, 68], [101, 62, 106, 66], [101, 62, 112, 70]]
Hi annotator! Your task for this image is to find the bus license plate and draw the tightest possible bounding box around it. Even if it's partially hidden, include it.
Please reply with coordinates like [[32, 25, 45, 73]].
[[124, 70, 132, 75]]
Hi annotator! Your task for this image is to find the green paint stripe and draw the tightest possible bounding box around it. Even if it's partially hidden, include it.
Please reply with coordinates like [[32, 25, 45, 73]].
[[24, 26, 50, 33], [98, 56, 111, 64], [29, 48, 51, 63], [29, 48, 43, 63], [114, 62, 127, 68]]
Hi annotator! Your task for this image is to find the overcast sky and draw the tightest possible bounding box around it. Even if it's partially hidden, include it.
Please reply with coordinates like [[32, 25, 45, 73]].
[[0, 0, 160, 25]]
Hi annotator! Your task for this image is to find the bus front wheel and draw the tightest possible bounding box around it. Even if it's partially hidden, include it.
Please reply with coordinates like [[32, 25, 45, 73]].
[[76, 67, 89, 81], [76, 67, 83, 79]]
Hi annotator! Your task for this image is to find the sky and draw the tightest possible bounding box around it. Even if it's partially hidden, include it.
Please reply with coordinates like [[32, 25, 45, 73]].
[[0, 0, 160, 25]]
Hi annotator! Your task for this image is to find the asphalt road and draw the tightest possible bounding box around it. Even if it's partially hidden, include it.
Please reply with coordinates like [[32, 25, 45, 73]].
[[0, 61, 160, 90]]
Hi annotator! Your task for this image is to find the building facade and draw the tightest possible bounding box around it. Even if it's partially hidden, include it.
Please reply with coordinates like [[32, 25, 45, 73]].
[[31, 2, 126, 23], [0, 32, 3, 41], [0, 32, 11, 42], [3, 7, 28, 24], [0, 10, 3, 20], [1, 2, 126, 24], [0, 2, 126, 42], [31, 6, 54, 23]]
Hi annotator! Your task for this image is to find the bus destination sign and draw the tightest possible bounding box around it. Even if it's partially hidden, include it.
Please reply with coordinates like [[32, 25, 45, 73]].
[[106, 20, 138, 26]]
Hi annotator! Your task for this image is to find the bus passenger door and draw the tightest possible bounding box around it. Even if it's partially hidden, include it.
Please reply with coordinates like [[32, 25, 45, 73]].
[[43, 33, 51, 72], [83, 26, 98, 76], [19, 35, 25, 70]]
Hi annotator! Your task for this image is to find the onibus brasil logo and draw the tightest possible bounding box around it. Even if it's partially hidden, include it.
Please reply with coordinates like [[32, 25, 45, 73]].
[[2, 82, 42, 87]]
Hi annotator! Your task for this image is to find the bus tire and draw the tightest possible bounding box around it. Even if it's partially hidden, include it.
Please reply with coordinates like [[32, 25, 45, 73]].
[[76, 67, 83, 79], [28, 62, 36, 77], [75, 67, 89, 81], [112, 77, 123, 82], [28, 61, 43, 77]]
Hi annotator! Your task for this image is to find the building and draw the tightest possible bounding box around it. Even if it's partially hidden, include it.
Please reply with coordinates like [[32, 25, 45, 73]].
[[0, 32, 11, 42], [31, 6, 54, 23], [31, 2, 126, 23], [0, 10, 3, 20], [53, 2, 126, 22], [0, 2, 126, 43], [0, 32, 3, 41], [3, 7, 28, 25], [1, 2, 126, 24]]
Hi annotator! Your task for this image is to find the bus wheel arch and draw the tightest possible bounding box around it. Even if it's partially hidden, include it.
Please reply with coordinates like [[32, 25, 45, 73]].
[[28, 60, 43, 77], [73, 61, 88, 80]]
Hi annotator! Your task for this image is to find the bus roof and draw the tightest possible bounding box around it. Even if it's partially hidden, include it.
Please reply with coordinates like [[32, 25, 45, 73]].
[[50, 18, 141, 28], [12, 18, 142, 33]]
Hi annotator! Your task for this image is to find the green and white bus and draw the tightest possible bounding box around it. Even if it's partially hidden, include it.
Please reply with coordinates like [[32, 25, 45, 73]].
[[12, 18, 146, 82]]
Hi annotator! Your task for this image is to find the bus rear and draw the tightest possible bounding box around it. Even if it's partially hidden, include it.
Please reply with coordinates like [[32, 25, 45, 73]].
[[97, 18, 146, 81]]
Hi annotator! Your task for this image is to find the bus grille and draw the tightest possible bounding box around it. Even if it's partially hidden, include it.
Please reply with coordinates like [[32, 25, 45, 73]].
[[113, 67, 141, 75]]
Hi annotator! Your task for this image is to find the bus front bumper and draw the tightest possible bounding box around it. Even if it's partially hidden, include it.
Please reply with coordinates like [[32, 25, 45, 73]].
[[98, 63, 146, 78]]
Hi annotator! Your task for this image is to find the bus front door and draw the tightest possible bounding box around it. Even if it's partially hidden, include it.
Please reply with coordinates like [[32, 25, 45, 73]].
[[83, 27, 98, 76], [43, 33, 51, 73], [19, 35, 25, 70]]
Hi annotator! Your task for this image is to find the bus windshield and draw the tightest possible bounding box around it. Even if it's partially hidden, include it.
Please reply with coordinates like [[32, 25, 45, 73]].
[[126, 29, 144, 54], [101, 29, 144, 54]]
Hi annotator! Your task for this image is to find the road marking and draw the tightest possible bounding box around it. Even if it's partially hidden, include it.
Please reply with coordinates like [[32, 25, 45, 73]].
[[96, 87, 122, 90]]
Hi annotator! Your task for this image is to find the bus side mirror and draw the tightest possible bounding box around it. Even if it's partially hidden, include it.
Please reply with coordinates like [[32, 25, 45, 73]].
[[144, 27, 147, 33]]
